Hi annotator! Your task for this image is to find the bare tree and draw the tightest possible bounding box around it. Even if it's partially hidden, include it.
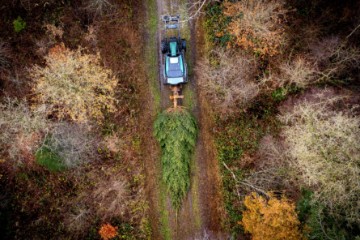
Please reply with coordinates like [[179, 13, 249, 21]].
[[309, 36, 360, 82], [84, 0, 114, 17], [197, 48, 259, 115], [243, 135, 297, 197], [260, 56, 317, 90], [42, 123, 99, 168], [0, 98, 48, 164], [280, 95, 360, 224]]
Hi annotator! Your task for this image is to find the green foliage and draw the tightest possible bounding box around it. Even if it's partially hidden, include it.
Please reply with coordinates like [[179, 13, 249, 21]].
[[215, 98, 281, 236], [204, 3, 232, 47], [13, 16, 26, 33], [296, 188, 313, 223], [215, 114, 264, 235], [222, 169, 244, 236], [154, 108, 198, 209], [216, 113, 269, 164], [271, 87, 287, 102], [305, 205, 347, 240], [35, 145, 65, 172], [296, 189, 359, 240]]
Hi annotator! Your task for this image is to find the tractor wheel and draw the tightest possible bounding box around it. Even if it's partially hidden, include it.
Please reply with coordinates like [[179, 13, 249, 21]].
[[161, 40, 167, 53], [181, 39, 186, 52]]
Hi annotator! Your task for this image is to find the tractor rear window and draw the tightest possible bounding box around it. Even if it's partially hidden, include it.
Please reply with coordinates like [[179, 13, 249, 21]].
[[166, 56, 183, 78], [170, 58, 178, 64]]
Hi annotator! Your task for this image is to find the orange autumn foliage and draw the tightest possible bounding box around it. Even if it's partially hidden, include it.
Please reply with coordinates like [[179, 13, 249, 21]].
[[98, 223, 118, 240], [223, 0, 288, 57], [241, 192, 303, 240]]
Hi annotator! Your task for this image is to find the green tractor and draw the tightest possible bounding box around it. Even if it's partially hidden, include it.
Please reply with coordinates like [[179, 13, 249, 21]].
[[160, 15, 188, 108]]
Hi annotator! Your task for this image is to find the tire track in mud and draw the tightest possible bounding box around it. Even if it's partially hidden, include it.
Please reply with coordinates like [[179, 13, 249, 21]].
[[155, 0, 226, 239]]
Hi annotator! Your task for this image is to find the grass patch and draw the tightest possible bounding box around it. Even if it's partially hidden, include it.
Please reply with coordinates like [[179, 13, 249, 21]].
[[35, 146, 65, 172], [190, 152, 202, 230], [144, 0, 172, 238], [145, 0, 160, 112], [182, 86, 196, 110], [154, 108, 198, 209], [159, 182, 172, 240]]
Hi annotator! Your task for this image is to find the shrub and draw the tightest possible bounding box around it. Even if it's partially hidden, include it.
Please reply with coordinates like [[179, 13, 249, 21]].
[[241, 192, 303, 240], [261, 39, 360, 91], [31, 44, 117, 123], [13, 16, 26, 33], [64, 206, 93, 237], [63, 170, 133, 237], [45, 24, 64, 40], [271, 87, 287, 101], [84, 25, 98, 46], [197, 49, 259, 115], [154, 108, 198, 209], [280, 96, 360, 224], [99, 223, 118, 240], [93, 173, 129, 219], [304, 204, 349, 240], [0, 98, 48, 164], [224, 0, 288, 57], [43, 123, 99, 168]]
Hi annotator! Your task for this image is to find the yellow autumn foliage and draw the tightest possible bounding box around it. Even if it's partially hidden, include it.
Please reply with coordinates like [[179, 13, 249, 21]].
[[31, 44, 117, 123], [241, 192, 303, 240]]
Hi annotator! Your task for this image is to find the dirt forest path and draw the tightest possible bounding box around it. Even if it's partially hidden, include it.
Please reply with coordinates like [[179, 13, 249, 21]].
[[154, 0, 226, 239]]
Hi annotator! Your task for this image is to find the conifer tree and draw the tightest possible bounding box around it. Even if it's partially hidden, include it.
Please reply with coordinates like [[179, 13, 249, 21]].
[[154, 108, 197, 209]]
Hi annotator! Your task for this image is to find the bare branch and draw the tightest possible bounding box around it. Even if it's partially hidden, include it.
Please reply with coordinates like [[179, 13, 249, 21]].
[[346, 23, 360, 39], [222, 162, 269, 199], [181, 0, 207, 23]]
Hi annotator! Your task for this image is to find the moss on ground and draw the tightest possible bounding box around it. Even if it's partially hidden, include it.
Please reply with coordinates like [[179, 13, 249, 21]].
[[35, 146, 65, 172]]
